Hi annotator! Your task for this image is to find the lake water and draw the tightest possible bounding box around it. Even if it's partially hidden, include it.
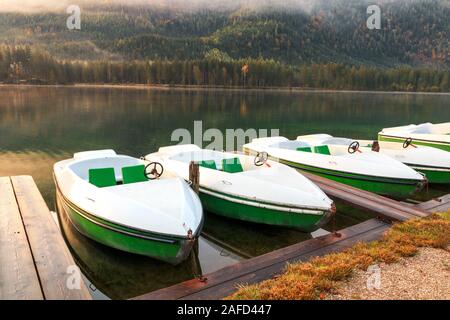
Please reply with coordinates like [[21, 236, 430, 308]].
[[1, 86, 449, 299]]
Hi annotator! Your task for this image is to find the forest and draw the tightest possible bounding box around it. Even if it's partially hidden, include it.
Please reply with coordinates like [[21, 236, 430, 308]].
[[1, 46, 448, 92], [0, 0, 448, 91]]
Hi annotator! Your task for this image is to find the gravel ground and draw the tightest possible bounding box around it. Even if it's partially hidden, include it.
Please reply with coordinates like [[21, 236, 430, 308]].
[[327, 247, 450, 300]]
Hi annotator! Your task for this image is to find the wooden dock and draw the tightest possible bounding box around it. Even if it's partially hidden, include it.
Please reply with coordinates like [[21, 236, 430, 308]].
[[416, 194, 450, 213], [133, 193, 449, 301], [301, 171, 429, 221], [0, 176, 91, 300]]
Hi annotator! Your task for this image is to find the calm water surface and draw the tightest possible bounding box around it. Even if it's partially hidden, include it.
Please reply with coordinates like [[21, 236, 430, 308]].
[[1, 86, 449, 299]]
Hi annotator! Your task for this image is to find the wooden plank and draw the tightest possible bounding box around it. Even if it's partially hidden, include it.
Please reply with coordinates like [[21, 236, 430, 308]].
[[301, 171, 429, 219], [436, 194, 450, 203], [314, 182, 418, 221], [417, 199, 443, 211], [316, 184, 413, 221], [306, 171, 430, 218], [417, 194, 450, 211], [10, 176, 91, 300], [0, 177, 43, 300], [133, 218, 389, 300], [425, 202, 450, 213]]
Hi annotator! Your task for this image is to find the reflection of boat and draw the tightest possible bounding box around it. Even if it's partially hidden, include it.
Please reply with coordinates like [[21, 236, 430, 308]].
[[146, 144, 334, 232], [55, 196, 201, 299], [379, 122, 450, 152], [201, 213, 312, 258], [53, 149, 203, 265], [244, 136, 426, 199]]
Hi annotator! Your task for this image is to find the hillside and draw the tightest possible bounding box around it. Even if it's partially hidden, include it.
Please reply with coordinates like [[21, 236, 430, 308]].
[[0, 0, 448, 68]]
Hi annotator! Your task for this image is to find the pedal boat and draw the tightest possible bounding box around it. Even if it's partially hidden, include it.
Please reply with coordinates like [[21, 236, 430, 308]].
[[355, 138, 450, 184], [145, 144, 334, 232], [243, 135, 426, 199], [53, 149, 203, 265], [379, 122, 450, 152]]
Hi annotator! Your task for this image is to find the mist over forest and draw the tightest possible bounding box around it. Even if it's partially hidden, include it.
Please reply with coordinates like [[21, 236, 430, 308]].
[[0, 0, 448, 91]]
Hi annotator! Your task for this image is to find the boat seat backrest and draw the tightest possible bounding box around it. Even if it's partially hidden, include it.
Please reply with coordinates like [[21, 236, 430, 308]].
[[313, 145, 331, 155], [198, 160, 218, 170], [222, 158, 244, 173], [89, 167, 117, 188], [122, 164, 148, 184], [295, 145, 331, 155], [296, 147, 312, 153]]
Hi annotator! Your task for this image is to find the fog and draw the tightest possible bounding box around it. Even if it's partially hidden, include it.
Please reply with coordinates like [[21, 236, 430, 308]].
[[0, 0, 325, 13], [0, 0, 413, 14]]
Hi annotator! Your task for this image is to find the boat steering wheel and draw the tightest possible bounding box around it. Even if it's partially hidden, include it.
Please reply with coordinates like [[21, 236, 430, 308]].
[[403, 137, 413, 149], [144, 162, 164, 180], [348, 141, 360, 154], [254, 151, 269, 166]]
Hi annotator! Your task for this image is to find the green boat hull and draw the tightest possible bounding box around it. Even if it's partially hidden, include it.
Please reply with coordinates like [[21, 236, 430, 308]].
[[56, 190, 195, 265], [379, 135, 450, 152], [282, 160, 422, 199], [199, 189, 331, 232], [409, 167, 450, 184]]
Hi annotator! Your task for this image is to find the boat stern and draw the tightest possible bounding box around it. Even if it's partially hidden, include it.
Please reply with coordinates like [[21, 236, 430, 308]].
[[313, 201, 337, 230]]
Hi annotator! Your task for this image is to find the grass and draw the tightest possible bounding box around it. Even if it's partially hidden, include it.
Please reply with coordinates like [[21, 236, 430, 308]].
[[227, 212, 450, 300]]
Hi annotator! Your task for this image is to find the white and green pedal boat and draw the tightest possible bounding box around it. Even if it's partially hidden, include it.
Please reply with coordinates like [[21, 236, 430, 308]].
[[145, 144, 334, 232], [243, 136, 426, 199], [356, 138, 450, 184], [54, 149, 203, 265], [379, 122, 450, 152]]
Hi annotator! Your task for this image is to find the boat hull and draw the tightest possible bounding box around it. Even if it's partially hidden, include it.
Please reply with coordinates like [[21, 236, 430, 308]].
[[285, 160, 422, 198], [55, 190, 195, 265], [378, 134, 450, 152], [408, 166, 450, 184], [199, 188, 332, 232], [287, 161, 421, 198]]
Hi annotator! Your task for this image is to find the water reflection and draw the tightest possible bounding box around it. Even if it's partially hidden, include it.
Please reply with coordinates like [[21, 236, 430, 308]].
[[1, 87, 449, 155]]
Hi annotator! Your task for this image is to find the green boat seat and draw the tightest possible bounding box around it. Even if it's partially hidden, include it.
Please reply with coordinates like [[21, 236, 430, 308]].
[[222, 158, 244, 173], [314, 145, 331, 155], [89, 167, 116, 188], [198, 160, 217, 170], [296, 147, 312, 153], [122, 164, 148, 184]]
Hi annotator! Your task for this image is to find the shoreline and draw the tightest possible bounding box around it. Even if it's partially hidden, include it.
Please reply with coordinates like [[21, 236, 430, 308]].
[[229, 212, 450, 300], [0, 83, 449, 95]]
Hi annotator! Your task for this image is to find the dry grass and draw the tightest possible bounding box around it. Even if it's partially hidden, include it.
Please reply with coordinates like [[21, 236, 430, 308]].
[[228, 212, 450, 300]]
